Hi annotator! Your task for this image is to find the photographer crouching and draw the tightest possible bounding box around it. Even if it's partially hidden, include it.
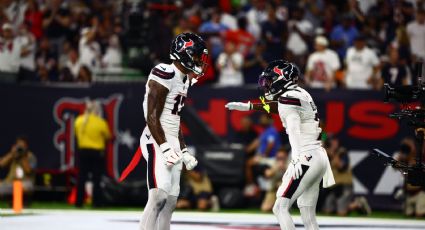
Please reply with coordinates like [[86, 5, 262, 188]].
[[0, 136, 36, 202]]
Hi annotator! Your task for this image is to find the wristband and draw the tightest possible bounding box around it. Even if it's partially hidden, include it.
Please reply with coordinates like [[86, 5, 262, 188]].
[[160, 142, 172, 154], [248, 101, 253, 110]]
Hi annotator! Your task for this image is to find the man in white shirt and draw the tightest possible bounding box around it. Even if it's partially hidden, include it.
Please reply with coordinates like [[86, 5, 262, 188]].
[[79, 27, 101, 72], [286, 8, 313, 60], [305, 36, 340, 91], [407, 9, 425, 60], [345, 36, 380, 90], [102, 35, 122, 73], [65, 48, 81, 79], [0, 23, 21, 74], [216, 42, 244, 86], [16, 24, 36, 81]]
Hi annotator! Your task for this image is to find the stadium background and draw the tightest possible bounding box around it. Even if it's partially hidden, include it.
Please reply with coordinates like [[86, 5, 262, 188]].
[[0, 0, 424, 220]]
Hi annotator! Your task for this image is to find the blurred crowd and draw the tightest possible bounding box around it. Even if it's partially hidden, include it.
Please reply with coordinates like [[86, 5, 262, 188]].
[[0, 0, 424, 88], [0, 0, 124, 82], [233, 114, 425, 217]]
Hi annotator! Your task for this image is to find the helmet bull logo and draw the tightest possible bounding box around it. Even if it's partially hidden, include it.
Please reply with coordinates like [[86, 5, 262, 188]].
[[177, 39, 194, 52], [273, 66, 283, 76]]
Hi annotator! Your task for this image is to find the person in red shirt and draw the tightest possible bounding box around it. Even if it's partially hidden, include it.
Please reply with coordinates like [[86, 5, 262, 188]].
[[224, 17, 256, 57], [24, 0, 43, 40]]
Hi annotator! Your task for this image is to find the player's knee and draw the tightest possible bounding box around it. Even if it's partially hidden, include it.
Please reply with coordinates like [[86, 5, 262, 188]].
[[273, 198, 289, 216]]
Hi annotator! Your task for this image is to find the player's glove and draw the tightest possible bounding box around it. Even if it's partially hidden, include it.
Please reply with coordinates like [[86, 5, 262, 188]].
[[160, 142, 182, 167], [181, 148, 198, 170], [225, 101, 252, 111], [285, 155, 303, 180]]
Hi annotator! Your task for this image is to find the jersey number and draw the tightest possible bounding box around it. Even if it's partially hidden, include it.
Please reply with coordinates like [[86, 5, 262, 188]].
[[172, 95, 186, 115]]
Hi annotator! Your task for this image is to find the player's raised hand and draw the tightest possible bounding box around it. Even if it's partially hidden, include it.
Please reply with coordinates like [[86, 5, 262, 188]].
[[285, 155, 303, 180], [181, 148, 198, 170], [225, 101, 252, 111], [160, 142, 182, 167]]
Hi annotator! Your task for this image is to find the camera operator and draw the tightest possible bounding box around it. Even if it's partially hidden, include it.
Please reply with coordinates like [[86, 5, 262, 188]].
[[397, 137, 425, 217], [0, 136, 37, 198]]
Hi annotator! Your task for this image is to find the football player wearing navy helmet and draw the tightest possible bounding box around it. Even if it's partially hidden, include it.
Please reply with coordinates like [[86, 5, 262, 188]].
[[139, 33, 208, 230], [226, 60, 335, 230]]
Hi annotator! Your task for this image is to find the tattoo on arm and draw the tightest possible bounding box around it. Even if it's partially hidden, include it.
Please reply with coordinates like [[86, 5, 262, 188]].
[[252, 101, 279, 114], [178, 128, 186, 150], [146, 80, 169, 145]]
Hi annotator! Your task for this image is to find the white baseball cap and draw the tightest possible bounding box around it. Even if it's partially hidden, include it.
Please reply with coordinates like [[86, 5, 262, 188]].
[[315, 36, 328, 47], [2, 23, 12, 31]]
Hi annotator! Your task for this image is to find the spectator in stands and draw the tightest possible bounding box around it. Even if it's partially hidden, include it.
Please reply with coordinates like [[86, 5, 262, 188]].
[[79, 27, 101, 72], [65, 48, 80, 80], [260, 4, 286, 61], [322, 136, 371, 216], [244, 114, 281, 197], [199, 8, 228, 59], [42, 0, 71, 53], [246, 0, 268, 40], [2, 0, 26, 31], [35, 37, 58, 81], [17, 23, 36, 82], [345, 35, 380, 90], [0, 136, 37, 199], [331, 14, 359, 60], [379, 48, 408, 89], [407, 9, 425, 62], [216, 41, 244, 86], [305, 36, 340, 91], [0, 23, 21, 74], [102, 34, 122, 73], [243, 42, 269, 84], [224, 17, 256, 57], [24, 0, 43, 40], [74, 100, 111, 207], [260, 147, 288, 212], [176, 166, 218, 211], [235, 116, 258, 157], [77, 65, 92, 83], [286, 7, 313, 69], [257, 114, 281, 159]]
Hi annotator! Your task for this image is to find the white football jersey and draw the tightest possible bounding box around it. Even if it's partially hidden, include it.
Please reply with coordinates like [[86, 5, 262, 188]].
[[143, 63, 190, 137], [278, 86, 322, 151]]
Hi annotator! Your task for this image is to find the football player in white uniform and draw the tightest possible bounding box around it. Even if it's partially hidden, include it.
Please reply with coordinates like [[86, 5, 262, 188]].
[[139, 33, 208, 230], [225, 60, 335, 230]]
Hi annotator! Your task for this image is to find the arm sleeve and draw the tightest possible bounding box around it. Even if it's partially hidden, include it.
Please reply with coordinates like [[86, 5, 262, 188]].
[[280, 106, 302, 157]]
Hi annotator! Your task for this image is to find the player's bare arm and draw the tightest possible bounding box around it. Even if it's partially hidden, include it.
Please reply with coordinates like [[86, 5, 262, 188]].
[[146, 79, 168, 145], [178, 127, 186, 150]]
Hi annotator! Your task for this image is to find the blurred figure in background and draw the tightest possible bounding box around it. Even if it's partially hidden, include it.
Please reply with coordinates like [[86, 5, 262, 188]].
[[0, 136, 37, 199], [176, 166, 218, 211], [305, 36, 340, 91], [395, 137, 425, 217], [74, 100, 111, 207], [379, 48, 408, 89], [235, 116, 258, 157], [102, 34, 122, 73], [286, 7, 313, 69], [260, 147, 289, 212], [260, 3, 286, 61], [0, 23, 21, 74], [216, 41, 244, 86], [323, 136, 371, 216], [344, 35, 380, 90], [77, 65, 92, 83], [224, 17, 256, 57], [245, 114, 281, 197], [35, 37, 58, 81], [79, 27, 101, 72], [65, 47, 80, 80], [407, 9, 425, 62], [17, 23, 36, 82], [330, 14, 359, 60]]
